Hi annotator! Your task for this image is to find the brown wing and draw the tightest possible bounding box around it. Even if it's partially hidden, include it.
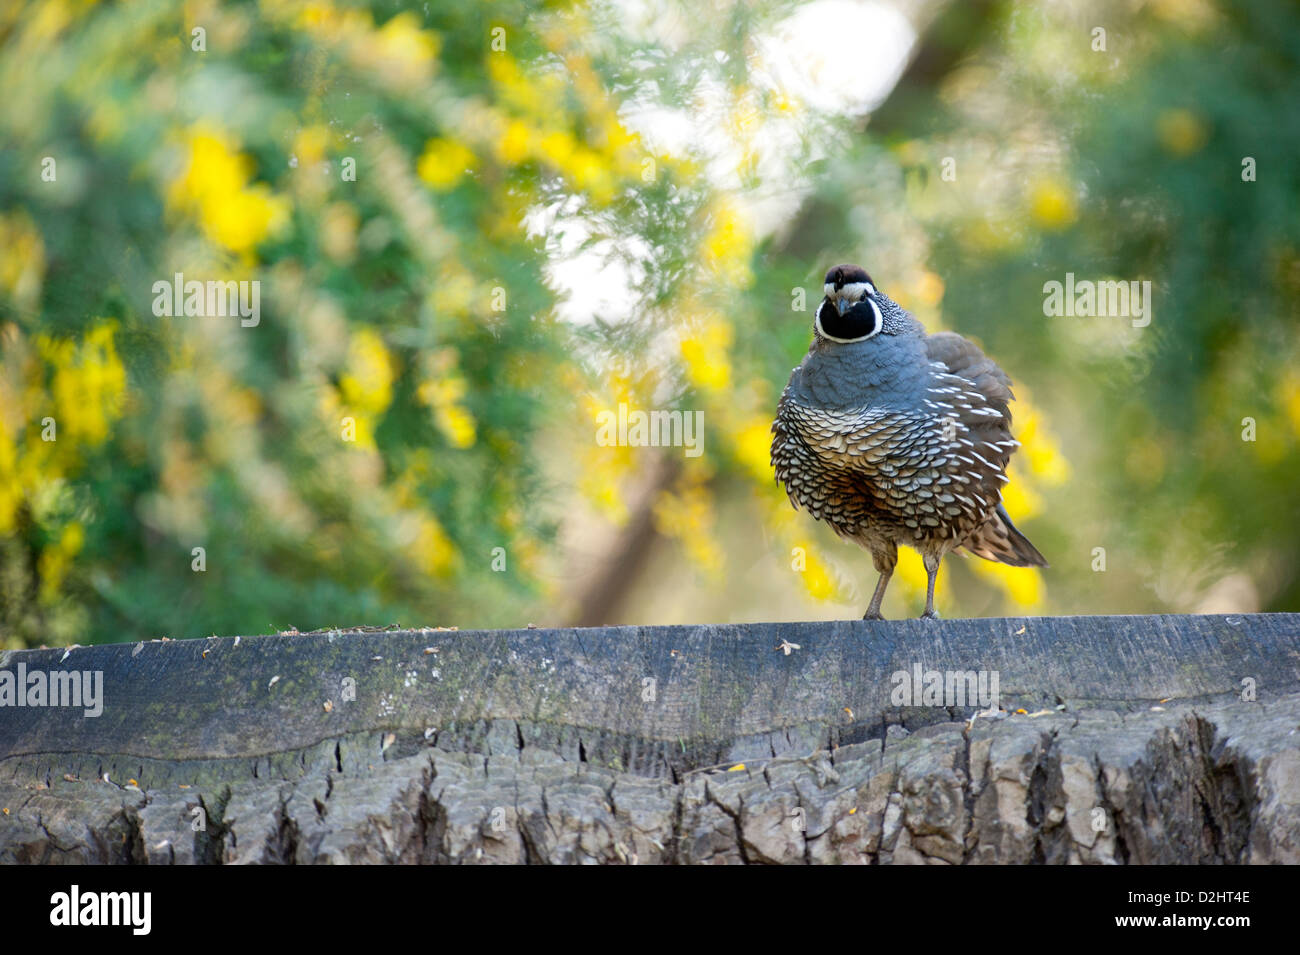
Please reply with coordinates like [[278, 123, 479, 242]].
[[924, 331, 1014, 420], [924, 332, 1045, 566]]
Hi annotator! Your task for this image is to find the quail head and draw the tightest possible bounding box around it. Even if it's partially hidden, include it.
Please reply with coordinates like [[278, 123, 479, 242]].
[[771, 264, 1047, 620]]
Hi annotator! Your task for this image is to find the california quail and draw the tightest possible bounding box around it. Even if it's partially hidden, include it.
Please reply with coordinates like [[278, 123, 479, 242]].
[[771, 264, 1047, 620]]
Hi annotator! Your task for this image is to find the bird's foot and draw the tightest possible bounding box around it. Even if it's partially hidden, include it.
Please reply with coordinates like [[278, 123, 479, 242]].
[[862, 610, 886, 621], [920, 610, 942, 621]]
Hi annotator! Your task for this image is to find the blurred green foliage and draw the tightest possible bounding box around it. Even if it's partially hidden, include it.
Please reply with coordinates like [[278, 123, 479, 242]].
[[0, 0, 730, 645], [741, 0, 1300, 617], [1, 0, 1297, 647]]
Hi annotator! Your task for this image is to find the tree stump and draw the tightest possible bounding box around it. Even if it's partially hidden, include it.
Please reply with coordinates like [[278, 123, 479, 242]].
[[2, 614, 1297, 863]]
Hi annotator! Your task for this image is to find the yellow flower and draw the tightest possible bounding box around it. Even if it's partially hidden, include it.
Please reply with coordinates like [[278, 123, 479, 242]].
[[538, 130, 578, 170], [168, 126, 290, 254], [409, 512, 459, 578], [295, 2, 342, 31], [292, 125, 331, 168], [338, 328, 394, 417], [567, 148, 615, 204], [1016, 403, 1070, 485], [373, 12, 439, 70], [579, 445, 632, 525], [0, 322, 126, 540], [0, 320, 125, 590], [169, 129, 248, 207], [701, 199, 753, 277], [596, 113, 638, 157], [1028, 178, 1077, 231], [653, 479, 724, 578], [417, 374, 477, 448], [971, 560, 1045, 610], [488, 54, 545, 116], [0, 437, 18, 534], [440, 403, 477, 448], [28, 0, 73, 42], [41, 321, 127, 447], [417, 137, 476, 191], [38, 521, 84, 603], [680, 317, 733, 392], [893, 548, 950, 611], [1279, 371, 1300, 438], [794, 542, 848, 602], [497, 120, 533, 164], [579, 376, 642, 525], [733, 416, 775, 485], [1000, 466, 1044, 522], [207, 185, 291, 254]]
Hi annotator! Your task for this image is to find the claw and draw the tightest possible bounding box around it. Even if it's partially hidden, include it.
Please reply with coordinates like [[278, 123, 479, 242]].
[[863, 611, 886, 621], [920, 610, 942, 621]]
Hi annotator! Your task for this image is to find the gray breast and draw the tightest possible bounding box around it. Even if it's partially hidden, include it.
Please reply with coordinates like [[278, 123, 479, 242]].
[[771, 330, 1002, 543]]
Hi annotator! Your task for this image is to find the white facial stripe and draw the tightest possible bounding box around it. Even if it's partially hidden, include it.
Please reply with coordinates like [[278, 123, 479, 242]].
[[814, 297, 834, 335], [840, 280, 875, 300], [823, 280, 877, 304]]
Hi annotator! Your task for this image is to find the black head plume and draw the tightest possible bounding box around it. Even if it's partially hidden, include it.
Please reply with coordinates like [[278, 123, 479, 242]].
[[824, 264, 873, 292]]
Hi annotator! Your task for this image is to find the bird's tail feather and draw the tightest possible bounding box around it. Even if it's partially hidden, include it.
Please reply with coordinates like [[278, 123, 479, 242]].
[[963, 504, 1048, 567]]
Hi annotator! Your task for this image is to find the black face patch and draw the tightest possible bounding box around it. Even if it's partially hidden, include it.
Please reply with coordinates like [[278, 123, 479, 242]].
[[816, 296, 882, 342]]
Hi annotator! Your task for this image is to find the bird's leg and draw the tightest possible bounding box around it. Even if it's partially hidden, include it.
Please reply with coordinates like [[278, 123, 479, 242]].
[[863, 571, 892, 620], [920, 552, 942, 620], [863, 544, 897, 621]]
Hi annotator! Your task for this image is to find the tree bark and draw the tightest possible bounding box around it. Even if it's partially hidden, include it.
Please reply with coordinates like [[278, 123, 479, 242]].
[[1, 613, 1297, 863]]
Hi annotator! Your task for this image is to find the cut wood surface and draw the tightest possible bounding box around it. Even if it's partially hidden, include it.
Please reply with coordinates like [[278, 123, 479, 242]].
[[2, 614, 1297, 863]]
